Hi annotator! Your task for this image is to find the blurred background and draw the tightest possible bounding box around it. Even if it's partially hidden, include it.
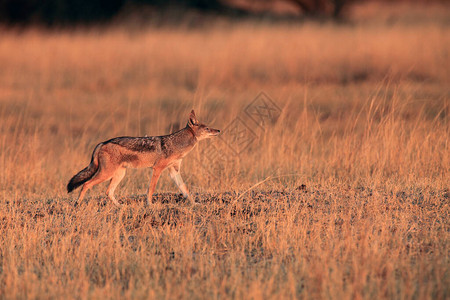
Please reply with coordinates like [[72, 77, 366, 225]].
[[0, 0, 448, 197]]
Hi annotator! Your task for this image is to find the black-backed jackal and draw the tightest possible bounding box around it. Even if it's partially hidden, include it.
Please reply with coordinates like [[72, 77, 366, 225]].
[[67, 110, 220, 206]]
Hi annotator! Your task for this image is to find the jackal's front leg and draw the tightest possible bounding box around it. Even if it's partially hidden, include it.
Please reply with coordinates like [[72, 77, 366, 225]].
[[147, 167, 163, 206], [168, 161, 194, 205]]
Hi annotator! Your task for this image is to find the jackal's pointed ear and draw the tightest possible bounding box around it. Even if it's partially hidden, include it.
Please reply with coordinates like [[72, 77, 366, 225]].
[[188, 110, 199, 126]]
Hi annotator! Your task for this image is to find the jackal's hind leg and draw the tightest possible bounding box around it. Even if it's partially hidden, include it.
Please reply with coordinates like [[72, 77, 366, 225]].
[[106, 167, 126, 207], [168, 163, 193, 204], [77, 169, 111, 204], [77, 184, 89, 204]]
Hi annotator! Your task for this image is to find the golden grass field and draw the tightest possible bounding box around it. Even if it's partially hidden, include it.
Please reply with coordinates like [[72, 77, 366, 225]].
[[0, 4, 449, 299]]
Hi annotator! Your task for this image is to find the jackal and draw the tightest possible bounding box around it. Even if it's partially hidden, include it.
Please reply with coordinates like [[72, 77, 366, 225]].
[[67, 110, 220, 206]]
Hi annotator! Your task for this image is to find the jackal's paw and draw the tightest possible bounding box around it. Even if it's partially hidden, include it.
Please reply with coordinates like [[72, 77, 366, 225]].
[[186, 198, 199, 206], [112, 201, 122, 207]]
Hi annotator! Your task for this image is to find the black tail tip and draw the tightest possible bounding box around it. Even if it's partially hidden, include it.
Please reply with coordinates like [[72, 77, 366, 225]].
[[67, 177, 85, 193], [67, 181, 76, 193]]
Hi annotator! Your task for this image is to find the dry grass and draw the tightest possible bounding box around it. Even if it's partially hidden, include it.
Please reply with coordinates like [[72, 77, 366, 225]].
[[0, 6, 449, 299]]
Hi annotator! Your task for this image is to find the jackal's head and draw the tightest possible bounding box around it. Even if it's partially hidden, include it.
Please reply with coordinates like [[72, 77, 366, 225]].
[[187, 110, 220, 141]]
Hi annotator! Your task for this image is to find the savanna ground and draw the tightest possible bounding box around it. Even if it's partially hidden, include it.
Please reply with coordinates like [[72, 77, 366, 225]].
[[0, 3, 449, 299]]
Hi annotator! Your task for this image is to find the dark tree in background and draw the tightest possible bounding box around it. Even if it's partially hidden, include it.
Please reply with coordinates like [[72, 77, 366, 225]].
[[0, 0, 126, 24], [0, 0, 352, 25]]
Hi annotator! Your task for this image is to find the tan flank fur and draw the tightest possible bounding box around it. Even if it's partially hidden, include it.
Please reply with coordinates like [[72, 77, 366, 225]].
[[67, 110, 220, 206]]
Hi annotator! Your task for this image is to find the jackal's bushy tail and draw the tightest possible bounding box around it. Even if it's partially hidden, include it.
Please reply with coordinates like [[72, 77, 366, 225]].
[[67, 143, 102, 193]]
